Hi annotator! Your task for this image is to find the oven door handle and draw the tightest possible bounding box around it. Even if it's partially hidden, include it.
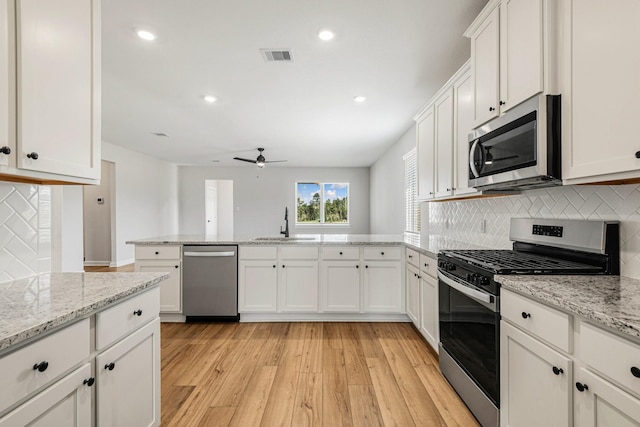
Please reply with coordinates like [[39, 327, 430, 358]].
[[438, 271, 497, 310], [469, 139, 482, 178]]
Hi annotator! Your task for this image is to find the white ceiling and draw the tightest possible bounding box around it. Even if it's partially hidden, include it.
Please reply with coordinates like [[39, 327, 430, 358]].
[[102, 0, 487, 167]]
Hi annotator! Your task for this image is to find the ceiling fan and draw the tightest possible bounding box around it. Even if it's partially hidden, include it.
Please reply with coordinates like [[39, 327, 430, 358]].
[[233, 148, 287, 168]]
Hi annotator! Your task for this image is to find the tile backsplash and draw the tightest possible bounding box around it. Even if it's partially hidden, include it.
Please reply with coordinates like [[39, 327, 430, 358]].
[[0, 183, 51, 283], [427, 185, 640, 279]]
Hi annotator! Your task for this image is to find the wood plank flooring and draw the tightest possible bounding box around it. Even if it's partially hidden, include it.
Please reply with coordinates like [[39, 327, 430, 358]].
[[84, 264, 135, 272], [161, 322, 479, 427]]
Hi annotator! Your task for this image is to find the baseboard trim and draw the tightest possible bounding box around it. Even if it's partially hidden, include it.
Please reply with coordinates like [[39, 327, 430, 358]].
[[84, 261, 111, 267], [239, 313, 412, 322], [112, 258, 135, 268]]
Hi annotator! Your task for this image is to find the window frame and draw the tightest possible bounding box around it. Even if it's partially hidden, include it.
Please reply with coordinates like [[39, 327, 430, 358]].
[[295, 181, 350, 227], [404, 148, 420, 234]]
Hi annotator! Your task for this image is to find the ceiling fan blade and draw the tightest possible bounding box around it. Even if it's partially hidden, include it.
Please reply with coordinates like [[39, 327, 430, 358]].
[[264, 160, 287, 163], [233, 157, 257, 163]]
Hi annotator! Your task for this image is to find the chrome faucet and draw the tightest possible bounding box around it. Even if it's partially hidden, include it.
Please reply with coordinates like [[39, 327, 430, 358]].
[[280, 207, 289, 238]]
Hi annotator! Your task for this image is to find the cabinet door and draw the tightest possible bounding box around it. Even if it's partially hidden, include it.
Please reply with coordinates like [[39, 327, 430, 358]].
[[406, 264, 420, 325], [0, 364, 92, 426], [416, 106, 435, 200], [499, 0, 543, 112], [420, 274, 438, 352], [500, 321, 572, 427], [16, 0, 100, 180], [363, 261, 402, 313], [319, 261, 360, 312], [471, 6, 500, 128], [434, 88, 454, 198], [453, 69, 477, 197], [575, 368, 640, 427], [97, 318, 160, 427], [278, 261, 318, 312], [563, 0, 640, 181], [238, 260, 278, 312], [136, 262, 181, 313], [0, 0, 13, 169]]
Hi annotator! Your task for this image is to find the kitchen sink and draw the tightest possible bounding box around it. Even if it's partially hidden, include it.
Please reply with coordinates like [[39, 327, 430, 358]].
[[252, 237, 316, 241]]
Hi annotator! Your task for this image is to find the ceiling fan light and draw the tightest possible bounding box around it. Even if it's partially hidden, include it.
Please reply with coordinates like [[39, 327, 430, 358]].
[[257, 161, 265, 168]]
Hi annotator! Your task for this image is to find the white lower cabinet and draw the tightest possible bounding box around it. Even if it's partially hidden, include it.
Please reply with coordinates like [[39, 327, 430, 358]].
[[136, 262, 181, 313], [97, 318, 161, 427], [238, 260, 278, 312], [419, 272, 439, 352], [319, 261, 361, 312], [363, 261, 402, 313], [406, 264, 420, 324], [278, 261, 318, 312]]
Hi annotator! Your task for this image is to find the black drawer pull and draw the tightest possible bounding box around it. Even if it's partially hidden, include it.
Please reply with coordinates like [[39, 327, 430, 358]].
[[521, 312, 531, 319], [631, 366, 640, 378], [575, 382, 588, 392], [408, 255, 413, 258], [155, 251, 159, 255], [175, 265, 179, 269], [381, 252, 385, 256], [356, 265, 359, 269], [33, 361, 49, 372], [339, 251, 343, 255], [272, 265, 276, 268], [489, 107, 495, 112], [552, 366, 564, 375], [282, 265, 285, 268], [133, 309, 143, 316], [365, 265, 368, 269], [26, 152, 38, 159], [105, 362, 115, 371], [83, 377, 95, 387], [635, 151, 640, 159], [0, 146, 10, 155]]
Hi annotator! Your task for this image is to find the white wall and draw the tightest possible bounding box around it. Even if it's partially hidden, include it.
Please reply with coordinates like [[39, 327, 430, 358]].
[[179, 166, 370, 236], [83, 160, 113, 265], [102, 141, 179, 265], [51, 186, 84, 272], [369, 125, 417, 234], [217, 180, 234, 238]]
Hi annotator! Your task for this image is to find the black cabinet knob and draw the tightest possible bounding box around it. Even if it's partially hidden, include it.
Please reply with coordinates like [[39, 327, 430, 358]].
[[83, 377, 95, 387], [521, 312, 531, 319], [356, 265, 359, 269], [381, 252, 385, 256], [636, 151, 640, 159], [282, 265, 286, 268], [365, 265, 369, 269], [414, 273, 417, 277], [489, 107, 495, 112], [499, 101, 506, 106], [105, 362, 115, 371], [339, 251, 343, 255], [174, 265, 179, 269], [272, 265, 276, 268], [0, 146, 10, 155], [408, 255, 413, 259], [417, 275, 421, 279], [133, 309, 142, 316], [155, 251, 159, 255], [26, 152, 38, 160], [631, 366, 640, 378], [424, 263, 428, 267], [446, 188, 451, 191], [552, 366, 564, 375], [33, 361, 49, 372], [575, 382, 588, 392]]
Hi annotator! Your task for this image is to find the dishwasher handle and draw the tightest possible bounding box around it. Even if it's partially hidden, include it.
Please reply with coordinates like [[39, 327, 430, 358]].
[[184, 251, 235, 257]]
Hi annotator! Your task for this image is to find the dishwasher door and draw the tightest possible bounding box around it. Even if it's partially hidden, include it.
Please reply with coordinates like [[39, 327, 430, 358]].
[[182, 245, 239, 322]]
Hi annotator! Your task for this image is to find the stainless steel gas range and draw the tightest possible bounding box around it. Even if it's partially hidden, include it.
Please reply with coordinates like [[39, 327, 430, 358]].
[[437, 218, 620, 427]]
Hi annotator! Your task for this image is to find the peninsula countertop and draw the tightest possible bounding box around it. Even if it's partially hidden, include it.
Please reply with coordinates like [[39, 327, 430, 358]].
[[0, 272, 169, 352]]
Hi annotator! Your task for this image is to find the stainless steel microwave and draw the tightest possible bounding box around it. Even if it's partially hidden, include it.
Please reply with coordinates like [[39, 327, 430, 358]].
[[468, 94, 561, 191]]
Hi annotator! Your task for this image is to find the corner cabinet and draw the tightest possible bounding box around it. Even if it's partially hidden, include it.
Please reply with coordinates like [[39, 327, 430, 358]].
[[0, 0, 100, 184]]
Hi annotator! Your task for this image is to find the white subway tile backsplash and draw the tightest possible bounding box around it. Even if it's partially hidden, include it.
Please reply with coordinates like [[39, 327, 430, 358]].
[[428, 185, 640, 279]]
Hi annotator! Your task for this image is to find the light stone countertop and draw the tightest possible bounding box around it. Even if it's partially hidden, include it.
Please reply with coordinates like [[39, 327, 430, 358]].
[[0, 272, 169, 352], [496, 275, 640, 340]]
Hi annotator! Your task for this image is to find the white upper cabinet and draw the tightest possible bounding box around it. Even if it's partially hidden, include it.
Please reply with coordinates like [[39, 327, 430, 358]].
[[562, 0, 640, 183], [416, 105, 435, 201], [0, 0, 12, 169], [434, 88, 454, 198], [453, 69, 477, 197]]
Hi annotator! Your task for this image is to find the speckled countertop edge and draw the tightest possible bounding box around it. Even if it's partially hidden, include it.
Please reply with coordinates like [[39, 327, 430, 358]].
[[0, 272, 169, 352]]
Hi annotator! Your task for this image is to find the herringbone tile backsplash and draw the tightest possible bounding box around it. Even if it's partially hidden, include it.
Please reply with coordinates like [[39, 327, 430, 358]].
[[0, 183, 51, 283], [427, 185, 640, 278]]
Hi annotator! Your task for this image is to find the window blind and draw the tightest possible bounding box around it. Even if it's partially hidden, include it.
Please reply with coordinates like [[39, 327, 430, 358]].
[[403, 149, 420, 233]]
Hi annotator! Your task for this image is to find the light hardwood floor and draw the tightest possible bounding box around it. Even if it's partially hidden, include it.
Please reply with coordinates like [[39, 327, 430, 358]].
[[160, 322, 479, 427]]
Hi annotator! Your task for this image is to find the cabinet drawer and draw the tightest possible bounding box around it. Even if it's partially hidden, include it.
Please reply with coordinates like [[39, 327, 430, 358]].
[[239, 246, 277, 260], [405, 248, 419, 267], [0, 318, 90, 411], [580, 322, 640, 397], [135, 245, 180, 260], [322, 246, 360, 260], [419, 253, 437, 278], [280, 246, 319, 260], [501, 289, 572, 353], [363, 246, 401, 260], [96, 287, 160, 351]]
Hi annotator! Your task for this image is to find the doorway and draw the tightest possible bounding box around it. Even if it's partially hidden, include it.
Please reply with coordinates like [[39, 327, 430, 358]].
[[205, 180, 233, 239], [83, 160, 116, 266]]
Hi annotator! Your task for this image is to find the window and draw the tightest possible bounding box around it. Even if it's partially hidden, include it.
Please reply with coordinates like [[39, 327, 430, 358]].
[[404, 149, 421, 233], [296, 182, 349, 225]]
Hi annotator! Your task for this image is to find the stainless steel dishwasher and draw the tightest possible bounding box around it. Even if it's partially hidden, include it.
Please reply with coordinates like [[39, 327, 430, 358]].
[[182, 245, 239, 322]]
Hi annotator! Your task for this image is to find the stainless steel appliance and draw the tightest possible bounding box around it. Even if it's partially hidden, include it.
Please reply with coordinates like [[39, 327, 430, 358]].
[[438, 218, 619, 427], [468, 94, 561, 191], [183, 245, 239, 322]]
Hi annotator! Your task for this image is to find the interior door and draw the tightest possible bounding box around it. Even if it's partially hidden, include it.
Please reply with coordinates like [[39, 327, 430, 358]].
[[205, 181, 217, 236]]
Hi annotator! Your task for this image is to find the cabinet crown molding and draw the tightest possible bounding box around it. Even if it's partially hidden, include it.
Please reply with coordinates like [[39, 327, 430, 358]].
[[463, 0, 500, 38]]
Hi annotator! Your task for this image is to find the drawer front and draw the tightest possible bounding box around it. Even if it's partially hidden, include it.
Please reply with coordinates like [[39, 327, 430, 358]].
[[581, 321, 640, 397], [419, 254, 437, 278], [405, 248, 419, 267], [322, 246, 360, 260], [363, 246, 401, 260], [280, 246, 319, 260], [96, 287, 160, 351], [239, 246, 277, 260], [135, 245, 180, 260], [0, 318, 90, 411], [501, 289, 572, 353]]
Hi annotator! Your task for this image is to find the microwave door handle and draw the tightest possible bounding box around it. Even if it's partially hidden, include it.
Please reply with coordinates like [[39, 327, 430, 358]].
[[469, 139, 481, 178]]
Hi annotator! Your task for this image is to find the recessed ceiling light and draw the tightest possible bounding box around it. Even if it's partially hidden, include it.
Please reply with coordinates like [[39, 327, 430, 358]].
[[318, 29, 335, 41], [203, 95, 217, 103], [353, 96, 367, 103], [136, 29, 157, 41]]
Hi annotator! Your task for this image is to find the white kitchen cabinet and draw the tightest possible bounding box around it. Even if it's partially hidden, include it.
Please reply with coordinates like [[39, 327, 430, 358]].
[[416, 105, 435, 201], [419, 272, 438, 352], [97, 318, 161, 427], [500, 321, 572, 427], [575, 367, 640, 427], [406, 263, 420, 325], [319, 261, 361, 312], [561, 0, 640, 183], [278, 260, 318, 312], [0, 0, 12, 169], [238, 260, 278, 312], [453, 68, 477, 197], [434, 88, 454, 198], [135, 245, 182, 314], [363, 261, 402, 313]]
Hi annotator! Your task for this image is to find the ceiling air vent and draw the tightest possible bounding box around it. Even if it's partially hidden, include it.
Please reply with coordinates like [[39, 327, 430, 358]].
[[260, 49, 293, 62]]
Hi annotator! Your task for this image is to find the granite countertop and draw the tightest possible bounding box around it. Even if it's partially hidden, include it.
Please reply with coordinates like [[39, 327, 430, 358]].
[[496, 275, 640, 340], [0, 272, 169, 352]]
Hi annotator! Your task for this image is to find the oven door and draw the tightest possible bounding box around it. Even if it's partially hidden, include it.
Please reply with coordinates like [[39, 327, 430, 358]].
[[438, 270, 500, 406]]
